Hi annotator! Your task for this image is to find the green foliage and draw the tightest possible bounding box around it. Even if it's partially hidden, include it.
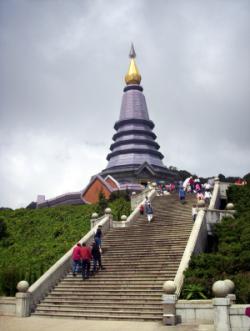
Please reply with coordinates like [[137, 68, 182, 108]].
[[108, 198, 131, 221], [243, 172, 250, 185], [0, 204, 95, 296], [182, 284, 207, 300], [181, 184, 250, 303], [0, 217, 7, 239], [96, 191, 108, 215], [109, 190, 130, 202], [178, 170, 192, 181]]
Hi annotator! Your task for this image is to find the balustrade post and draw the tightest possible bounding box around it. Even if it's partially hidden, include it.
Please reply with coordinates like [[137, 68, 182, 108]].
[[16, 281, 31, 317], [162, 280, 177, 325], [212, 280, 232, 331], [90, 213, 99, 229]]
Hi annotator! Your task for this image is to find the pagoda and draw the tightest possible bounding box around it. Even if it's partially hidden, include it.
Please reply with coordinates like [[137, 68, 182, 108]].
[[100, 44, 175, 185]]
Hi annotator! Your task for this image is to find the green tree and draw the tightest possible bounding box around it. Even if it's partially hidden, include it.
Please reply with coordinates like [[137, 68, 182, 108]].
[[0, 218, 7, 240], [97, 190, 108, 215], [243, 172, 250, 185], [181, 184, 250, 303]]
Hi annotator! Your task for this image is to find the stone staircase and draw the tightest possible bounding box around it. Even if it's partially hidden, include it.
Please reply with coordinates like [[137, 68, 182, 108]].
[[32, 193, 195, 320]]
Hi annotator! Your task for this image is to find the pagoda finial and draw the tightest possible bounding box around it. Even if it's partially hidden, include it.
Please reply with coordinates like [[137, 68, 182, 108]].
[[125, 43, 141, 85], [129, 43, 136, 58]]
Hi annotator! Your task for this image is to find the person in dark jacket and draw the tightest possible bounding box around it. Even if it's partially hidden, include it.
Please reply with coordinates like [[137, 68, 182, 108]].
[[145, 201, 154, 222], [94, 225, 103, 248], [91, 241, 105, 273]]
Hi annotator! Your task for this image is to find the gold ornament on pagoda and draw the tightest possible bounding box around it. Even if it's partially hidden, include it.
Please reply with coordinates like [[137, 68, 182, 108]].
[[125, 43, 141, 85]]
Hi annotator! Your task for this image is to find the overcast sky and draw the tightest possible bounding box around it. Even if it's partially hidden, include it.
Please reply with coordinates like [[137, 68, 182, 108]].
[[0, 0, 249, 208]]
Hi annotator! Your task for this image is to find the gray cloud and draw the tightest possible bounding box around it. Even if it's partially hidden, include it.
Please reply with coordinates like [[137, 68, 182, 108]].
[[0, 0, 249, 208]]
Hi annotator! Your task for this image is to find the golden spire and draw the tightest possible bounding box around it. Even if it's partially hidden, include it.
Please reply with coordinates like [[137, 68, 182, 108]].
[[125, 43, 141, 85]]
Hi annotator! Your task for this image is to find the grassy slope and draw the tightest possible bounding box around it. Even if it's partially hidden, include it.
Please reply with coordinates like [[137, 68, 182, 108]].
[[0, 204, 95, 295], [0, 198, 131, 295]]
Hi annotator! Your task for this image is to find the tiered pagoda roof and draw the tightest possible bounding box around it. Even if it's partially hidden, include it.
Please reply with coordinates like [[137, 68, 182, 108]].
[[100, 44, 175, 184]]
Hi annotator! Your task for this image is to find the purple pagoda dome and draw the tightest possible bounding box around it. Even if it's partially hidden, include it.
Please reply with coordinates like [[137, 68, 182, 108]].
[[100, 44, 175, 184]]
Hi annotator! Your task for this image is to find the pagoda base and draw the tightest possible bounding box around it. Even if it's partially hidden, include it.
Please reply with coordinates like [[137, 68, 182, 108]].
[[100, 162, 177, 185]]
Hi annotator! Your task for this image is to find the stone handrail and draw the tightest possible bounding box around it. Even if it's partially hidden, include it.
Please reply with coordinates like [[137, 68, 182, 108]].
[[174, 208, 206, 297], [209, 180, 230, 210], [90, 215, 108, 229], [130, 186, 152, 210], [174, 180, 234, 297], [112, 188, 157, 228], [28, 213, 111, 311], [208, 180, 220, 209]]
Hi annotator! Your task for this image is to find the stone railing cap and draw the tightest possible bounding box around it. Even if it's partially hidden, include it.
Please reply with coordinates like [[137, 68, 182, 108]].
[[17, 280, 29, 293]]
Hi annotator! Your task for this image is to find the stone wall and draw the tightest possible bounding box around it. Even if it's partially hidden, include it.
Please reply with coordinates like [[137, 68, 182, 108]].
[[230, 305, 250, 331], [176, 301, 250, 330], [176, 300, 213, 324], [0, 297, 16, 316]]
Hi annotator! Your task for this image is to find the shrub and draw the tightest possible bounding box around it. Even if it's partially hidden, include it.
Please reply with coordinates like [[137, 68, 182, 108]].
[[0, 217, 7, 240], [181, 184, 250, 303], [109, 198, 131, 221], [0, 204, 95, 295]]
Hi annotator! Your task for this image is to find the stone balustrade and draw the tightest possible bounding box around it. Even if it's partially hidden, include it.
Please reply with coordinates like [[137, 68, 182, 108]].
[[27, 213, 112, 314], [112, 188, 157, 228], [172, 179, 235, 298], [162, 278, 250, 330], [130, 186, 152, 210], [174, 208, 207, 297]]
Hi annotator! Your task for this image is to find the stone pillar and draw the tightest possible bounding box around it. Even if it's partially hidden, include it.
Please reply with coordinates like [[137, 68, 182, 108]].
[[15, 281, 31, 317], [212, 297, 231, 331], [212, 280, 232, 331], [104, 208, 112, 228], [90, 213, 99, 229], [162, 280, 177, 325], [16, 292, 31, 317]]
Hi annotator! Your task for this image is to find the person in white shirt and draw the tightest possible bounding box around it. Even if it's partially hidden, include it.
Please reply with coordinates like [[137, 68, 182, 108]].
[[204, 191, 212, 205], [204, 182, 211, 191]]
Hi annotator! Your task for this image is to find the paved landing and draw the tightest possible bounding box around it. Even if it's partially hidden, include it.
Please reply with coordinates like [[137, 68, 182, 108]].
[[0, 316, 215, 331]]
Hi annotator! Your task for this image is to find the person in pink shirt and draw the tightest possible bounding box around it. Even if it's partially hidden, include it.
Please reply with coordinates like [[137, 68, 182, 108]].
[[72, 243, 82, 276]]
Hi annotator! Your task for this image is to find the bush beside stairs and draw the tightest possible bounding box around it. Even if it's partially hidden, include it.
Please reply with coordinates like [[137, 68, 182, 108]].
[[32, 193, 195, 321]]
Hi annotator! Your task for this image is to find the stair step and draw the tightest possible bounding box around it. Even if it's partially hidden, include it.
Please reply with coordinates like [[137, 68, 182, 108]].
[[32, 311, 162, 321], [32, 193, 196, 321]]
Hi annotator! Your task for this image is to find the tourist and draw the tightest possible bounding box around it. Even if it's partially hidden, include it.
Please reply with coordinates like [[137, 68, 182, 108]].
[[94, 225, 103, 250], [204, 182, 211, 191], [192, 204, 198, 222], [139, 204, 144, 215], [195, 182, 201, 193], [189, 176, 195, 193], [178, 187, 186, 204], [81, 243, 92, 280], [170, 183, 175, 192], [91, 241, 105, 273], [196, 191, 204, 202], [72, 243, 82, 276], [204, 190, 212, 205], [183, 177, 190, 191], [145, 201, 154, 223]]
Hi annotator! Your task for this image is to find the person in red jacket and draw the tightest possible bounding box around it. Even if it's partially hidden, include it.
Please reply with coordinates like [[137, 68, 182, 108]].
[[81, 243, 92, 280], [72, 243, 82, 276]]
